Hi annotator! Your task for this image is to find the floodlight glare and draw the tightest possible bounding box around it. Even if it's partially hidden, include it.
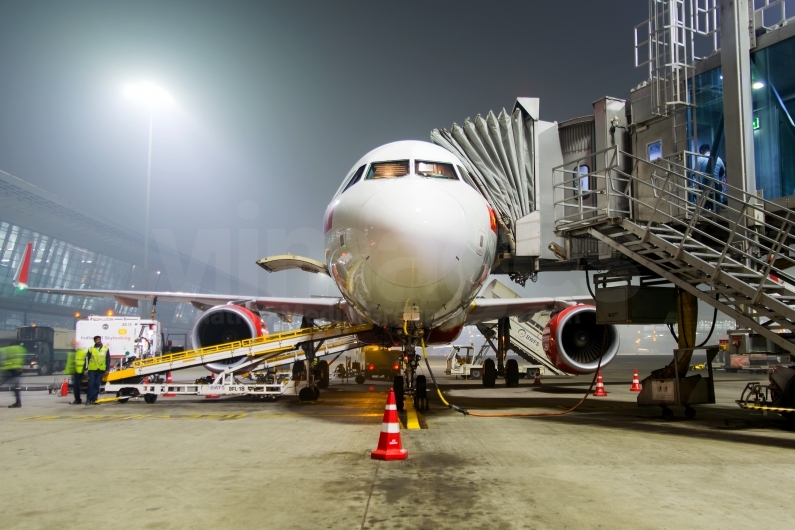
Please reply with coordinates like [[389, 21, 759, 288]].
[[125, 82, 173, 107], [752, 81, 766, 90]]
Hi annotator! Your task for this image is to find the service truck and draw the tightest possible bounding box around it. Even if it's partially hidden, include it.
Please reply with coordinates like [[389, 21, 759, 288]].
[[16, 326, 75, 375], [75, 316, 163, 367], [720, 329, 786, 374], [361, 345, 402, 380]]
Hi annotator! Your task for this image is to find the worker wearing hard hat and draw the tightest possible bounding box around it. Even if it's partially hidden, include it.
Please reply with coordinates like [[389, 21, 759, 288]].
[[85, 336, 110, 405], [0, 343, 27, 408], [65, 341, 87, 405]]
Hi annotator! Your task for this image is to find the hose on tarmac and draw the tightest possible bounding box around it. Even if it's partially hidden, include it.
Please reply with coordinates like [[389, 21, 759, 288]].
[[420, 329, 607, 417]]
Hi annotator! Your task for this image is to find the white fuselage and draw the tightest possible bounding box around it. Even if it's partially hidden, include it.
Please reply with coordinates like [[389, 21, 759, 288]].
[[324, 141, 497, 333]]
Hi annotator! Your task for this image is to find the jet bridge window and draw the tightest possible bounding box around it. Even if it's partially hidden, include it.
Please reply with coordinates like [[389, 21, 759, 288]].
[[415, 161, 458, 179], [365, 160, 410, 179]]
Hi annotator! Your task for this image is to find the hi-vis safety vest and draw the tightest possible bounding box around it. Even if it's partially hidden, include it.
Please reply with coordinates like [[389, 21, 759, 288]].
[[74, 349, 86, 374], [87, 345, 108, 371], [0, 345, 26, 371]]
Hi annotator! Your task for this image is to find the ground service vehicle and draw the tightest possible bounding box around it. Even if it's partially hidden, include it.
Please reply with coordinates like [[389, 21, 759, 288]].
[[721, 330, 785, 374], [17, 326, 74, 376], [361, 345, 402, 380], [445, 343, 545, 380]]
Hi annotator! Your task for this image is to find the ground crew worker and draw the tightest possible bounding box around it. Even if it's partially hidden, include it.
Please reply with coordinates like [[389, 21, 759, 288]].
[[65, 341, 87, 405], [0, 344, 27, 408], [85, 336, 109, 405]]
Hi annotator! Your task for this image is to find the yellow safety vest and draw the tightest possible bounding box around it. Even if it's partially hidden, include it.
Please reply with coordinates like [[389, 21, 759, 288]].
[[74, 349, 86, 374], [87, 345, 108, 371], [1, 345, 26, 371]]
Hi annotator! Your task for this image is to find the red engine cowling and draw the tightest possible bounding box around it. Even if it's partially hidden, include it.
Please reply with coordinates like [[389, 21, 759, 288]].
[[190, 305, 268, 373], [542, 305, 619, 375]]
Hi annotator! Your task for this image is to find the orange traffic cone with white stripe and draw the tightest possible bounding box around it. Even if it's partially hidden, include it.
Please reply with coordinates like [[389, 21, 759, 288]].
[[593, 371, 608, 397], [629, 369, 642, 392], [371, 388, 408, 461], [531, 370, 542, 386], [60, 378, 69, 397], [163, 371, 175, 397]]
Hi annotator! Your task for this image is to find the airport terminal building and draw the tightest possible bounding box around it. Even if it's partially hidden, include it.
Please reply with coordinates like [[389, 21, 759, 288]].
[[0, 169, 257, 335]]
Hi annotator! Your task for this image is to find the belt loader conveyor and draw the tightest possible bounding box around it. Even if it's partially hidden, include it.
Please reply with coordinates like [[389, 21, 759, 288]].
[[100, 323, 371, 402]]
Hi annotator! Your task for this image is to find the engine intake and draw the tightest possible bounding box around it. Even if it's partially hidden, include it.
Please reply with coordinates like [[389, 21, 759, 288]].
[[542, 305, 619, 374], [190, 305, 267, 373]]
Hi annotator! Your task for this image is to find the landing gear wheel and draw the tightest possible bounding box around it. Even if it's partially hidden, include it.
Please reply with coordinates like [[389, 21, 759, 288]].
[[315, 360, 330, 389], [355, 374, 365, 385], [38, 362, 52, 377], [143, 394, 158, 404], [482, 359, 496, 388], [312, 385, 320, 400], [505, 359, 519, 388], [415, 375, 428, 411], [299, 387, 315, 402], [393, 375, 404, 411], [685, 406, 696, 419], [661, 406, 673, 420]]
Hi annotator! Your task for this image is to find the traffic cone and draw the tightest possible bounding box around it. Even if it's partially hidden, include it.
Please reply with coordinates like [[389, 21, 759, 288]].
[[629, 369, 642, 392], [59, 378, 69, 397], [593, 371, 608, 397], [371, 388, 408, 461], [531, 370, 542, 386], [163, 371, 176, 397]]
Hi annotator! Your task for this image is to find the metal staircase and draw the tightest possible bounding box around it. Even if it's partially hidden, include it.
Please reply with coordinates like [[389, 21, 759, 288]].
[[554, 146, 795, 353]]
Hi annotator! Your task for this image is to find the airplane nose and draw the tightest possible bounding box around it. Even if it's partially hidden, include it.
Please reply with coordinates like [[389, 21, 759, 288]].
[[357, 180, 468, 288]]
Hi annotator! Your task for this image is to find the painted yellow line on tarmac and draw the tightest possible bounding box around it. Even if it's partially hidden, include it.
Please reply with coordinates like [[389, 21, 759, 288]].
[[405, 408, 421, 430]]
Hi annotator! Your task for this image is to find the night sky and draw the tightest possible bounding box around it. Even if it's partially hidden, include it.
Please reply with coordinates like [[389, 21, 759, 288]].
[[0, 1, 650, 298]]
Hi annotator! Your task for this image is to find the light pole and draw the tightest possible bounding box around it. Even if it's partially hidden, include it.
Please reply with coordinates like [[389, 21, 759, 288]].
[[124, 82, 173, 292]]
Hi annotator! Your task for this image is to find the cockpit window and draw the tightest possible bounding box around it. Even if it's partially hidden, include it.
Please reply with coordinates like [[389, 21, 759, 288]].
[[341, 165, 366, 193], [365, 160, 410, 179], [415, 161, 457, 179]]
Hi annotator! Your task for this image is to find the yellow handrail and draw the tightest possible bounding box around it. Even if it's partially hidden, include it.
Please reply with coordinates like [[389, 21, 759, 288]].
[[126, 322, 371, 369]]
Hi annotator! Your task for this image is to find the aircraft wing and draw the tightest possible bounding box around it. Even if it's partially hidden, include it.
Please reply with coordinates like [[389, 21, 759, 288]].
[[21, 286, 349, 321], [14, 241, 348, 321], [463, 296, 592, 326]]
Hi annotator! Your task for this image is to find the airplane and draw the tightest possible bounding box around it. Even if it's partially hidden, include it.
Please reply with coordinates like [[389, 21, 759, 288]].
[[13, 140, 619, 403]]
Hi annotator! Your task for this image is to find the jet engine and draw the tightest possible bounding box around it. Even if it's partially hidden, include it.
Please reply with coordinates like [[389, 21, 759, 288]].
[[542, 305, 619, 375], [190, 305, 268, 373]]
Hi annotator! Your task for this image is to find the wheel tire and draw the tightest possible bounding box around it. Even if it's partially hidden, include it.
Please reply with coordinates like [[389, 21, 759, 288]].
[[312, 386, 320, 400], [316, 360, 330, 389], [470, 368, 482, 380], [299, 387, 315, 402], [143, 394, 158, 404], [355, 374, 365, 385], [662, 407, 673, 420], [685, 406, 696, 419], [505, 359, 519, 388], [393, 375, 404, 411], [115, 390, 131, 404], [38, 363, 52, 377], [482, 359, 496, 388]]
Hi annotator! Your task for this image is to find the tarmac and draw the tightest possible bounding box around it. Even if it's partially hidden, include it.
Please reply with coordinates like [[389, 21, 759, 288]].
[[1, 353, 794, 529]]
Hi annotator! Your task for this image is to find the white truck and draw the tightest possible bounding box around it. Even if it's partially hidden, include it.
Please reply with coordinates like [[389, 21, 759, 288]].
[[445, 344, 546, 380], [75, 316, 163, 365]]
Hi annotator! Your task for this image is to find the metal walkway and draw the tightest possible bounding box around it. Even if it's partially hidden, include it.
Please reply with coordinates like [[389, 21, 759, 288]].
[[106, 322, 372, 382], [554, 146, 795, 354]]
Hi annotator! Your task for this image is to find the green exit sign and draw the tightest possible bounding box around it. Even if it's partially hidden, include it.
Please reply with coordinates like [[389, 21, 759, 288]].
[[753, 116, 760, 130]]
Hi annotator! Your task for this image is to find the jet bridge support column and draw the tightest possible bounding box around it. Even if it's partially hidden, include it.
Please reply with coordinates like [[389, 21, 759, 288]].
[[497, 317, 510, 377]]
